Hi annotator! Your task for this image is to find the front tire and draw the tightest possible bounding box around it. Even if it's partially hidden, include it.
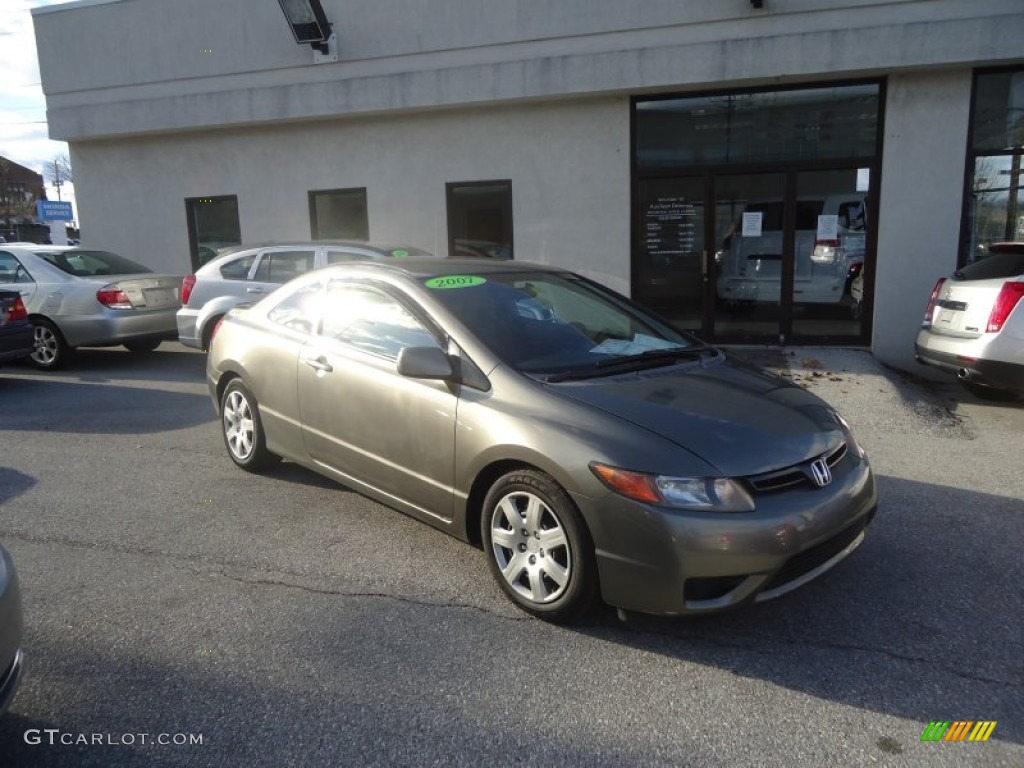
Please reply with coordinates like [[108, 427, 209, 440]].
[[30, 318, 71, 370], [220, 379, 280, 471], [481, 470, 597, 621]]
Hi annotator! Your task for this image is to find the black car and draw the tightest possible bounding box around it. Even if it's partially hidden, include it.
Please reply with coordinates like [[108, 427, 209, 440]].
[[0, 544, 23, 717], [0, 291, 33, 365]]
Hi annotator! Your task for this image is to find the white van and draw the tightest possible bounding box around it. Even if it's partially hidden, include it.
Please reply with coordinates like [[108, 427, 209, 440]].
[[716, 194, 867, 305]]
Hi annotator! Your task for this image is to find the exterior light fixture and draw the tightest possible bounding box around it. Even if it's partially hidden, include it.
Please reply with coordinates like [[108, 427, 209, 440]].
[[277, 0, 337, 63]]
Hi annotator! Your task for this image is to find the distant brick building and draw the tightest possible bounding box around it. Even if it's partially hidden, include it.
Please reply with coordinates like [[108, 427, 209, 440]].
[[0, 156, 47, 241]]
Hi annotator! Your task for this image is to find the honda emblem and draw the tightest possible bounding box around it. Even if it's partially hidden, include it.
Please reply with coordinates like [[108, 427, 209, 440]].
[[809, 458, 832, 488]]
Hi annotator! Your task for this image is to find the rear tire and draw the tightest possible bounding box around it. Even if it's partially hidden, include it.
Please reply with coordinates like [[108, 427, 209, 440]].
[[220, 379, 281, 471], [481, 469, 597, 622], [29, 318, 71, 370], [963, 381, 1020, 402]]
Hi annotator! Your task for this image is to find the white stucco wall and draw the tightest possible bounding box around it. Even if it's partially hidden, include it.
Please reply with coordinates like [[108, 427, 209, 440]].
[[70, 98, 632, 292], [874, 70, 974, 373]]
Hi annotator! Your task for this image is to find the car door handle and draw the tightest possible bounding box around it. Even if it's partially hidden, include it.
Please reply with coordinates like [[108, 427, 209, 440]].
[[246, 287, 267, 294], [303, 355, 333, 373]]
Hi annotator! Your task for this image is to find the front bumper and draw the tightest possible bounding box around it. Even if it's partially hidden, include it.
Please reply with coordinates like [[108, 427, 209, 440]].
[[0, 547, 24, 716], [573, 452, 877, 615]]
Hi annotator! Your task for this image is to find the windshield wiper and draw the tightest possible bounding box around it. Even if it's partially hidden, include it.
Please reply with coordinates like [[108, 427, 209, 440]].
[[544, 345, 714, 383], [594, 345, 711, 368]]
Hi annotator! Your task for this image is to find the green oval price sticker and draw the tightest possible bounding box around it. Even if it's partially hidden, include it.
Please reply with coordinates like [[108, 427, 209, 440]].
[[425, 275, 487, 289]]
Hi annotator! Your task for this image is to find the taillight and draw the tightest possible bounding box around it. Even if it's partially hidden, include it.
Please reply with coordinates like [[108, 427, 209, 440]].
[[182, 274, 196, 305], [986, 281, 1024, 333], [922, 278, 945, 327], [96, 286, 134, 309], [6, 296, 27, 322], [810, 239, 841, 264]]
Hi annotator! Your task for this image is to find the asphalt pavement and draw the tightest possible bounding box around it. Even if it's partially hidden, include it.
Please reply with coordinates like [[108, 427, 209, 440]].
[[0, 343, 1020, 767]]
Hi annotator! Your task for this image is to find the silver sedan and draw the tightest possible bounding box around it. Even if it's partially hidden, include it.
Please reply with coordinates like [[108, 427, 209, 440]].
[[0, 245, 181, 369], [207, 260, 877, 621]]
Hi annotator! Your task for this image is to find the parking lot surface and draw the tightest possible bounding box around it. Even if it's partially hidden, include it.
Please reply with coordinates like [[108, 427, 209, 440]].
[[0, 343, 1021, 767]]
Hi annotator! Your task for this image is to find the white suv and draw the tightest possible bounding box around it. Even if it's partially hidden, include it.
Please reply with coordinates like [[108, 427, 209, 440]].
[[915, 242, 1024, 399], [177, 241, 431, 350]]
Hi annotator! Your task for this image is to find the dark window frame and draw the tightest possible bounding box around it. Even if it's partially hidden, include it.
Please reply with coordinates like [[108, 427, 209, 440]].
[[184, 195, 241, 271], [960, 65, 1024, 268], [308, 187, 369, 240], [445, 179, 514, 260]]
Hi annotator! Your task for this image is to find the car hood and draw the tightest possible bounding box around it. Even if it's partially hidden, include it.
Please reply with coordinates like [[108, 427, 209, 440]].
[[550, 359, 842, 476]]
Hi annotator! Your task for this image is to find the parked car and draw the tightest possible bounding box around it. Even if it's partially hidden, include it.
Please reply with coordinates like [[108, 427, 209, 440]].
[[0, 245, 181, 369], [716, 194, 867, 306], [0, 544, 24, 717], [208, 259, 877, 621], [915, 242, 1024, 399], [0, 290, 34, 365], [177, 241, 432, 350], [451, 239, 513, 260]]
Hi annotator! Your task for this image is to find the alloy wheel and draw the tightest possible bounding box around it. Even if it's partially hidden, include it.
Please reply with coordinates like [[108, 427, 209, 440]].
[[489, 490, 572, 605], [223, 390, 255, 461], [31, 325, 59, 366]]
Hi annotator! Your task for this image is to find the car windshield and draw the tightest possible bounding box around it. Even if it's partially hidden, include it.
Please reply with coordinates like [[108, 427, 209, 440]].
[[956, 243, 1024, 280], [35, 249, 152, 277], [422, 270, 707, 378]]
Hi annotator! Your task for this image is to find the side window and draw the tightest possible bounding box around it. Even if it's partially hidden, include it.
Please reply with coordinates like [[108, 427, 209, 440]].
[[268, 281, 323, 335], [219, 253, 257, 280], [0, 252, 32, 283], [254, 250, 316, 284], [321, 281, 438, 360], [837, 200, 867, 231], [325, 249, 367, 264]]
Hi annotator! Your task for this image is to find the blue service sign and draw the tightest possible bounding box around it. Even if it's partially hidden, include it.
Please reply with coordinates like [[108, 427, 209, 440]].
[[37, 200, 74, 221]]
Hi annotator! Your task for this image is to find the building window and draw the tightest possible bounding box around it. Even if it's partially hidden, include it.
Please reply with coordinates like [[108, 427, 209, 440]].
[[185, 195, 241, 269], [964, 67, 1024, 264], [636, 84, 880, 169], [309, 188, 369, 240], [446, 180, 513, 259]]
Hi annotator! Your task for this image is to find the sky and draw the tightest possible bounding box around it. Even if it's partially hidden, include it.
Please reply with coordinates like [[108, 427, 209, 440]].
[[0, 0, 76, 207]]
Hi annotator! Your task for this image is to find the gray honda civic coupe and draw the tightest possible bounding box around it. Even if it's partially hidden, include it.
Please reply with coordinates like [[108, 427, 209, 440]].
[[207, 259, 877, 621]]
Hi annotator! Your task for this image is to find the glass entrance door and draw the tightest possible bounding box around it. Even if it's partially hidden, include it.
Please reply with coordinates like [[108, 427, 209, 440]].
[[634, 176, 707, 332], [711, 172, 788, 340], [791, 168, 870, 339]]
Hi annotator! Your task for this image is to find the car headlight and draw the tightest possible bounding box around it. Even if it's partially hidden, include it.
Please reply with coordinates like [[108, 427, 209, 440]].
[[590, 463, 755, 512], [833, 411, 867, 460]]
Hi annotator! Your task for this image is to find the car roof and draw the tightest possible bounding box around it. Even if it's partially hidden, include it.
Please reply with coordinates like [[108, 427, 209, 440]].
[[208, 240, 421, 256], [319, 258, 565, 280]]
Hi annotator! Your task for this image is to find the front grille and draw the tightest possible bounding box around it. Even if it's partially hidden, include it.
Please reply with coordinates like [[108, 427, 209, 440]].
[[762, 512, 872, 592], [747, 442, 847, 493]]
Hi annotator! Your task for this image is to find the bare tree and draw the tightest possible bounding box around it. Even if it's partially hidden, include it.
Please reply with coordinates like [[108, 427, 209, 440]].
[[48, 154, 73, 201]]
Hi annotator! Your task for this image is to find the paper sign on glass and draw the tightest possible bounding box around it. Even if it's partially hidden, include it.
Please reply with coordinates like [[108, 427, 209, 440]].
[[742, 211, 763, 237], [817, 215, 839, 240]]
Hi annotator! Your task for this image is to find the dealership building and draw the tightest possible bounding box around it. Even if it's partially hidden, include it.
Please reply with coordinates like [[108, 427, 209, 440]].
[[32, 0, 1024, 370]]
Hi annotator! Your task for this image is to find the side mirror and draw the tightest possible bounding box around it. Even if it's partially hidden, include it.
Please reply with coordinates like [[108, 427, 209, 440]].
[[396, 346, 454, 380]]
